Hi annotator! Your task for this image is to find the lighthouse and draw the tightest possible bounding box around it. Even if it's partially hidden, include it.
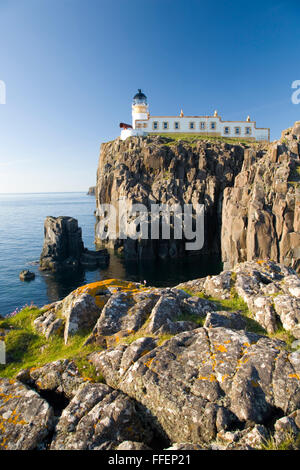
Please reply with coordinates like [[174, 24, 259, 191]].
[[132, 89, 149, 129]]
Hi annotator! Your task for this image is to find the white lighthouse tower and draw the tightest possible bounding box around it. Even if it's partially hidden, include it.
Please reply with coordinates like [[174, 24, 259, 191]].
[[132, 89, 149, 129]]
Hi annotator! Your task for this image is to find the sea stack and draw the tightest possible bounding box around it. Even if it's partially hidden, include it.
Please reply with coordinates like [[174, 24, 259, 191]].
[[40, 216, 109, 272], [87, 186, 96, 196]]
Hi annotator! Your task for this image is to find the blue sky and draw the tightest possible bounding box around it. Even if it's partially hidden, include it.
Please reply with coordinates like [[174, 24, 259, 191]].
[[0, 0, 299, 193]]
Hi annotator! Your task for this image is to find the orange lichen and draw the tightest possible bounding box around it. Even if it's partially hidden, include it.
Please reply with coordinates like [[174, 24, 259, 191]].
[[221, 374, 229, 382], [197, 374, 217, 382], [140, 349, 151, 357], [215, 344, 227, 353], [251, 380, 259, 387], [144, 357, 155, 368], [289, 373, 300, 380], [74, 279, 148, 308]]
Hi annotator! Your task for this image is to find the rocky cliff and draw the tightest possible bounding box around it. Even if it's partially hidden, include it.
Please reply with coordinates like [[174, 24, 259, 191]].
[[222, 121, 300, 273], [96, 135, 251, 259], [95, 124, 299, 272]]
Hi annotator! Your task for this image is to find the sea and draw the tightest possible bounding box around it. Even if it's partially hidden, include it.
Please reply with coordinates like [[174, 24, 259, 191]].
[[0, 192, 222, 316]]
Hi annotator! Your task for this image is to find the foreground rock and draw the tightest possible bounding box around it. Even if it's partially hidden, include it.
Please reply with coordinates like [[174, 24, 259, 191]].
[[222, 122, 300, 273], [50, 382, 153, 450], [177, 260, 300, 337], [34, 260, 300, 344], [33, 278, 213, 344], [33, 279, 149, 344], [87, 286, 213, 346], [40, 216, 109, 272], [19, 270, 35, 281], [3, 260, 300, 450], [17, 360, 87, 398], [0, 378, 54, 450], [8, 362, 156, 450], [90, 327, 300, 445]]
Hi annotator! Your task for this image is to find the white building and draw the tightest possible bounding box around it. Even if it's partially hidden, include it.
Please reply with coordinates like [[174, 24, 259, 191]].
[[120, 90, 270, 142]]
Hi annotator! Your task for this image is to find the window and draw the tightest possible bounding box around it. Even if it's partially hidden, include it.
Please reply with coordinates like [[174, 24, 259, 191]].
[[143, 123, 148, 128], [200, 122, 206, 130], [245, 127, 251, 135], [153, 121, 158, 130], [163, 121, 169, 129], [224, 127, 230, 135], [235, 127, 240, 135], [136, 123, 142, 128], [189, 122, 195, 129], [211, 122, 216, 130], [174, 121, 180, 130]]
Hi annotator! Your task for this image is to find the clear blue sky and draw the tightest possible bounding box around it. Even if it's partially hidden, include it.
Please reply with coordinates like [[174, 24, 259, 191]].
[[0, 0, 299, 193]]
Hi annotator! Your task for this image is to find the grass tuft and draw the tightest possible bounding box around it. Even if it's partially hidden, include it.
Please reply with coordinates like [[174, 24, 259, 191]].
[[0, 308, 103, 381]]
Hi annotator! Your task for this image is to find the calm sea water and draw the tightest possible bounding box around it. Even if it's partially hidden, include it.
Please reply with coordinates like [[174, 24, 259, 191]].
[[0, 192, 222, 316]]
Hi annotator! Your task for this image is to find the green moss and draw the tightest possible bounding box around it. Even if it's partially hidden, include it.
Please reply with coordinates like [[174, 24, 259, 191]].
[[269, 326, 296, 350], [175, 311, 205, 327], [261, 432, 300, 450], [157, 334, 175, 346], [123, 331, 156, 345], [179, 288, 267, 335], [149, 132, 261, 147], [288, 163, 300, 186], [161, 170, 172, 181], [0, 308, 103, 380]]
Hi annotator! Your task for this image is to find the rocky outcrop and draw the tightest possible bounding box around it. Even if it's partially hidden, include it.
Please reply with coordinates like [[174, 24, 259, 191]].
[[95, 135, 248, 260], [40, 216, 109, 272], [90, 327, 300, 446], [0, 378, 54, 450], [3, 261, 300, 450], [17, 360, 87, 398], [34, 260, 300, 345], [177, 260, 300, 338], [87, 186, 96, 196], [85, 285, 214, 347], [19, 270, 35, 281], [33, 279, 148, 344], [14, 362, 156, 450], [222, 122, 300, 273], [50, 382, 154, 450]]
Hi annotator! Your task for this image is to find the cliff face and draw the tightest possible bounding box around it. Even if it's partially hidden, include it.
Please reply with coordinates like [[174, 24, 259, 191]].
[[222, 122, 300, 273], [95, 125, 299, 271], [95, 135, 250, 259]]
